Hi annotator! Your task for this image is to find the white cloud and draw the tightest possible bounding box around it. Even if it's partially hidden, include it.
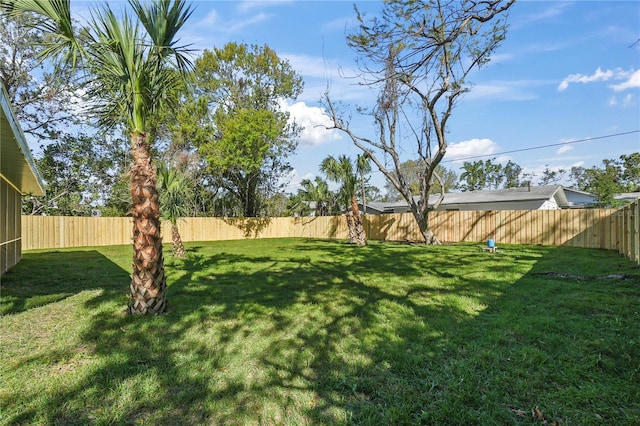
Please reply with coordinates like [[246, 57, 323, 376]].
[[282, 53, 369, 103], [556, 145, 573, 155], [194, 9, 218, 27], [495, 155, 514, 164], [283, 54, 342, 80], [236, 0, 293, 14], [322, 15, 360, 32], [610, 69, 640, 91], [487, 53, 516, 64], [281, 101, 342, 147], [558, 67, 614, 91], [227, 12, 271, 32], [558, 67, 637, 92], [447, 138, 500, 161], [621, 93, 636, 107], [519, 3, 570, 25], [191, 6, 270, 34], [608, 92, 636, 108]]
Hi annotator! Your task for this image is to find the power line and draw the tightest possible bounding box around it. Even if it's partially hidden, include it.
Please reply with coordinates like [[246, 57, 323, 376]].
[[441, 130, 640, 163], [285, 130, 639, 190]]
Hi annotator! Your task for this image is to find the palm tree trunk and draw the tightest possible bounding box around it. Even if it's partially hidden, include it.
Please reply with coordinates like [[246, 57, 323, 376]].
[[345, 211, 356, 243], [128, 132, 167, 315], [171, 224, 186, 258], [350, 194, 367, 246]]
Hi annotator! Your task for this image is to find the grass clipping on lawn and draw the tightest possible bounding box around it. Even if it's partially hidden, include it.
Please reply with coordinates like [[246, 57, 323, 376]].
[[1, 238, 639, 425]]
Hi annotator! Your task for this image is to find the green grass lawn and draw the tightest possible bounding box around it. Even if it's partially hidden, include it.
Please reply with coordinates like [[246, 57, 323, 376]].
[[1, 238, 638, 425]]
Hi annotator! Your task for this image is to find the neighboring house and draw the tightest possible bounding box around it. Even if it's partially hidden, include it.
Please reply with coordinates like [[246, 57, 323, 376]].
[[1, 83, 45, 274], [364, 199, 414, 215], [614, 192, 640, 205], [362, 185, 598, 214]]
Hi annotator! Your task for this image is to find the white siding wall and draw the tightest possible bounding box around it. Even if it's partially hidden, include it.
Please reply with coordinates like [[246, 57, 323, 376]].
[[565, 191, 597, 205]]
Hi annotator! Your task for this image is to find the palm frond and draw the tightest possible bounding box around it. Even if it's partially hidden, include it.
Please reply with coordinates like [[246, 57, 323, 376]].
[[320, 155, 359, 209], [129, 0, 195, 73], [157, 163, 192, 225], [3, 0, 82, 67], [82, 5, 146, 130]]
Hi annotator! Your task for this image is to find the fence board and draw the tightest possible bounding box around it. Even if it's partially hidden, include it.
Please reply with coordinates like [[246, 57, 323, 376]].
[[20, 203, 639, 265]]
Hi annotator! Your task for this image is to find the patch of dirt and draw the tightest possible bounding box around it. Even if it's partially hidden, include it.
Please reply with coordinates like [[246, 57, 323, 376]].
[[532, 272, 637, 281], [50, 344, 95, 375]]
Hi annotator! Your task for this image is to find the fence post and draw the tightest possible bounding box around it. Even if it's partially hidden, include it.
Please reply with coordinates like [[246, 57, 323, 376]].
[[634, 201, 639, 265]]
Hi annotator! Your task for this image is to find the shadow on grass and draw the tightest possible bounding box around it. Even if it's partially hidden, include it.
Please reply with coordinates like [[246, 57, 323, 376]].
[[0, 250, 129, 315], [2, 240, 639, 424]]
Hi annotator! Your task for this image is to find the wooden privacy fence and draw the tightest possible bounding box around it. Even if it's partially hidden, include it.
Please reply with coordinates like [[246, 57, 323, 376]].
[[21, 202, 639, 265]]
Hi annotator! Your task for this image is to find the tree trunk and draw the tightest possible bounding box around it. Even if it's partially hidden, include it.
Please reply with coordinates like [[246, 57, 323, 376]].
[[243, 175, 259, 217], [171, 224, 186, 259], [350, 194, 367, 246], [416, 210, 441, 245], [345, 211, 356, 243], [128, 132, 167, 315]]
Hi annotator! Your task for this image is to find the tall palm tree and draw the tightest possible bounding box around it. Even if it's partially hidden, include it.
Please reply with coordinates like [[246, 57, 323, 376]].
[[157, 164, 191, 258], [320, 154, 369, 246], [5, 0, 194, 314]]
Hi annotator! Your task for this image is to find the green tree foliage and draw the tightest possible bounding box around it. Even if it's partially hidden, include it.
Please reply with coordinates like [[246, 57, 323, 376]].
[[199, 108, 288, 217], [263, 192, 289, 217], [0, 10, 78, 140], [100, 172, 131, 217], [190, 42, 303, 217], [325, 0, 514, 244], [570, 153, 640, 207], [458, 161, 486, 192], [538, 165, 568, 186], [22, 133, 127, 216], [503, 160, 523, 188], [457, 158, 522, 191]]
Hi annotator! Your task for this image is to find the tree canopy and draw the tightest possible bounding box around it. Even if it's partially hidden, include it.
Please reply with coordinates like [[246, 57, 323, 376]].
[[325, 0, 514, 243], [189, 42, 303, 217], [457, 158, 522, 191], [0, 10, 78, 140], [570, 153, 640, 207], [22, 132, 127, 216]]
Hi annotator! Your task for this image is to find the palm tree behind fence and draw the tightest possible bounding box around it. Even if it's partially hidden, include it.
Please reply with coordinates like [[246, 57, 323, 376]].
[[157, 164, 192, 259], [320, 154, 370, 246]]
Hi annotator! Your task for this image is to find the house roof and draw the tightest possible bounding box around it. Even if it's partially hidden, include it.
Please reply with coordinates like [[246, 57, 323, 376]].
[[365, 185, 597, 212], [614, 192, 640, 202], [429, 185, 580, 207], [1, 83, 45, 196], [366, 200, 410, 213]]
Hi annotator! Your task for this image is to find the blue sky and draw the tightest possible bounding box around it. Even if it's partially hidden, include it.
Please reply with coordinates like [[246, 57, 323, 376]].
[[73, 0, 640, 193]]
